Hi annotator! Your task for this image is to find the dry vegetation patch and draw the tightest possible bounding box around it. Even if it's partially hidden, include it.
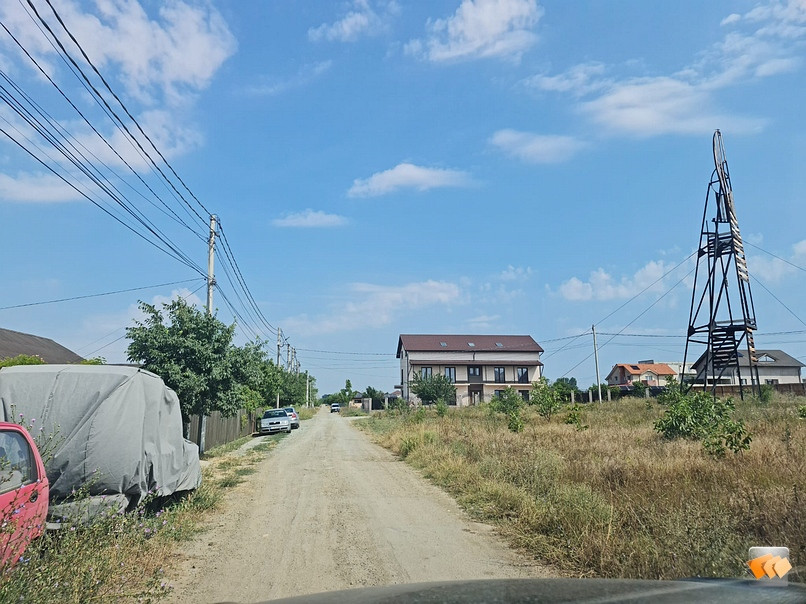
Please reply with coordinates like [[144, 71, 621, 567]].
[[359, 395, 805, 581]]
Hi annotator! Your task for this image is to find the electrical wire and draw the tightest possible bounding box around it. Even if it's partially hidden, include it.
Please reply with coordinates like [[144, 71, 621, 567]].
[[0, 278, 203, 311]]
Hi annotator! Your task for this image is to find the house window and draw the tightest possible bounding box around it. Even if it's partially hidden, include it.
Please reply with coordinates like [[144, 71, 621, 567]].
[[519, 390, 530, 402], [517, 367, 529, 383], [445, 367, 456, 383], [468, 366, 481, 378], [494, 367, 506, 383], [765, 379, 779, 385], [494, 390, 505, 398], [421, 367, 432, 379], [495, 342, 503, 348]]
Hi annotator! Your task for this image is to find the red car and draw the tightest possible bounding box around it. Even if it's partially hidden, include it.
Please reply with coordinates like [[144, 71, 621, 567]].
[[0, 422, 49, 568]]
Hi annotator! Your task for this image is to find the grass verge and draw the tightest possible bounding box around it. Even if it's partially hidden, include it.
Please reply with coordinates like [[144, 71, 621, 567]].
[[358, 395, 805, 582], [0, 434, 283, 602]]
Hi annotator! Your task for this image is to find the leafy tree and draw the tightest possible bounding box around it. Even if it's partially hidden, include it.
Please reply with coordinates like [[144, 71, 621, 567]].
[[410, 373, 456, 406], [126, 298, 240, 427], [0, 354, 45, 368], [531, 377, 562, 422], [363, 386, 386, 407], [79, 357, 106, 365], [631, 381, 647, 398], [552, 377, 578, 400], [488, 387, 524, 432], [654, 389, 752, 456]]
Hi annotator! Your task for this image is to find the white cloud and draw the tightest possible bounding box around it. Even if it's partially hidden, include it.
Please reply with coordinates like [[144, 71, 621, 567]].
[[348, 162, 472, 197], [467, 314, 501, 328], [0, 172, 83, 202], [529, 0, 805, 138], [581, 77, 765, 136], [524, 62, 608, 96], [245, 61, 332, 97], [272, 209, 348, 228], [499, 265, 533, 281], [0, 1, 237, 106], [308, 1, 398, 42], [558, 260, 671, 301], [406, 0, 542, 62], [282, 280, 461, 335], [490, 129, 587, 163], [748, 239, 806, 284]]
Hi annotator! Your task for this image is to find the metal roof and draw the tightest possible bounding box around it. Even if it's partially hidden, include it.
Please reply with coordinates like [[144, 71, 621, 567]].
[[0, 327, 83, 364], [397, 334, 543, 358]]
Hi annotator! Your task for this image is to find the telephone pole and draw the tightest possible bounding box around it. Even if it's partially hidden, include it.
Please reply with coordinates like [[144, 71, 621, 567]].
[[199, 214, 217, 455], [592, 324, 602, 403], [276, 327, 282, 366]]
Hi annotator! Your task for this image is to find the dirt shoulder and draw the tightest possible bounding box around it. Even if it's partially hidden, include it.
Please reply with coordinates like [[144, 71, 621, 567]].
[[168, 408, 552, 602]]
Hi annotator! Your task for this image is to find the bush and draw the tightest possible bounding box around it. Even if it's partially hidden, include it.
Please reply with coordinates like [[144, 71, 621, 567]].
[[435, 400, 448, 417], [758, 384, 774, 404], [530, 378, 562, 422], [654, 390, 751, 456]]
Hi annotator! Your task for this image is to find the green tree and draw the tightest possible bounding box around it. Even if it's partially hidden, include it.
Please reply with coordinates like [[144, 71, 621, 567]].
[[489, 387, 525, 433], [531, 377, 562, 421], [552, 377, 578, 400], [79, 356, 106, 365], [126, 298, 240, 429], [0, 354, 45, 368], [363, 386, 386, 407], [410, 373, 456, 406]]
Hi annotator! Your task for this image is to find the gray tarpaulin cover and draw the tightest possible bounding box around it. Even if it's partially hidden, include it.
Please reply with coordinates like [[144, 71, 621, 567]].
[[0, 364, 201, 511]]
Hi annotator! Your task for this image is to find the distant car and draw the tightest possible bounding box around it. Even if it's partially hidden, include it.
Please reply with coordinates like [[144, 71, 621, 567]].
[[330, 403, 340, 413], [283, 407, 300, 429], [0, 422, 49, 568], [259, 409, 292, 434]]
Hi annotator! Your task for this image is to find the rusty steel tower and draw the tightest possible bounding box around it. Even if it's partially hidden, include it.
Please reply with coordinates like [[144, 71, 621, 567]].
[[682, 130, 760, 398]]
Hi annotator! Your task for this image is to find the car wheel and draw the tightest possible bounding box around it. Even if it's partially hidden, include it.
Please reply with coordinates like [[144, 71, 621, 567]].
[[286, 427, 292, 433]]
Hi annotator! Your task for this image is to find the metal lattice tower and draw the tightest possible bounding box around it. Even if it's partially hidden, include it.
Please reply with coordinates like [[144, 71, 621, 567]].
[[682, 130, 760, 398]]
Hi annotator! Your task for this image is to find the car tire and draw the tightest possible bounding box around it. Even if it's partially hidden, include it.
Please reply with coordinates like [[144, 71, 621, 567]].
[[286, 428, 292, 433]]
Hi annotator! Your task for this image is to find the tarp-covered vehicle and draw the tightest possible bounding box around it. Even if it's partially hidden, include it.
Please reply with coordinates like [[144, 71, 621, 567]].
[[0, 365, 201, 518]]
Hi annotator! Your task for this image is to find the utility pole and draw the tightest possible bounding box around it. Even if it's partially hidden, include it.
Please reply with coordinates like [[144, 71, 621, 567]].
[[199, 214, 216, 455], [306, 375, 310, 408], [286, 343, 291, 371], [592, 324, 602, 403], [276, 327, 282, 366]]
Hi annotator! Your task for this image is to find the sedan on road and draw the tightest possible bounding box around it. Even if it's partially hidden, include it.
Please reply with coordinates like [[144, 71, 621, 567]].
[[283, 407, 300, 430], [259, 409, 291, 435], [330, 404, 340, 413]]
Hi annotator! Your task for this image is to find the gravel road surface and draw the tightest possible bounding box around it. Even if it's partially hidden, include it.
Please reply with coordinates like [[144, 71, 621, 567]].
[[169, 408, 551, 602]]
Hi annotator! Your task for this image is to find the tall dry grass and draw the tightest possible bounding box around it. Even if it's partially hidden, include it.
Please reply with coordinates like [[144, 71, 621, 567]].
[[360, 395, 804, 581]]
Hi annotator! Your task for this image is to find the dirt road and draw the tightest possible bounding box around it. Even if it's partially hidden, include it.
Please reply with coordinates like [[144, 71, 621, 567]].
[[170, 408, 551, 602]]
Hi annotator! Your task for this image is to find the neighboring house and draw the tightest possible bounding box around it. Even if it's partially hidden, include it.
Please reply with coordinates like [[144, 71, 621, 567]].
[[606, 362, 676, 387], [690, 349, 804, 386], [0, 327, 83, 364], [396, 334, 544, 406]]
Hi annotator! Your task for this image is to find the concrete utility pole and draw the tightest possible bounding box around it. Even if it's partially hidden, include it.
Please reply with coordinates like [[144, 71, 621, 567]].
[[592, 324, 602, 403], [199, 214, 217, 455], [286, 343, 291, 371], [276, 327, 282, 366]]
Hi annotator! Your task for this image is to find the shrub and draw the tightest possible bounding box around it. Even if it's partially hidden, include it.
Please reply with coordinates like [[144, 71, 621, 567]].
[[654, 390, 751, 456], [799, 405, 806, 420], [435, 399, 448, 417], [564, 403, 588, 431], [530, 378, 562, 422], [758, 383, 774, 404]]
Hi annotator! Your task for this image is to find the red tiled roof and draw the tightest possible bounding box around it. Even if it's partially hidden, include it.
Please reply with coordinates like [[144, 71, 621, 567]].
[[397, 334, 543, 357], [613, 363, 676, 376]]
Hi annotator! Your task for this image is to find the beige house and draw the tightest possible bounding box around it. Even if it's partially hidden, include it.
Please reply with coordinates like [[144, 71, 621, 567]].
[[691, 349, 804, 386], [606, 362, 676, 387], [396, 334, 543, 406]]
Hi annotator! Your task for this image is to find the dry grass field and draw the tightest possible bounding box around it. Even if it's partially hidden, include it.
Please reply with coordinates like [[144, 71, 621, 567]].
[[359, 394, 805, 582]]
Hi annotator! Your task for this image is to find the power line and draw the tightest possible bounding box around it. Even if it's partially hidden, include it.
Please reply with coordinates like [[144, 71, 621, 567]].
[[0, 278, 203, 311]]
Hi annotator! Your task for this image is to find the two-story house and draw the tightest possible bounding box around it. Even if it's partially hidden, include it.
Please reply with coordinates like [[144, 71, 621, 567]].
[[606, 362, 676, 387], [396, 334, 544, 406], [690, 349, 805, 386]]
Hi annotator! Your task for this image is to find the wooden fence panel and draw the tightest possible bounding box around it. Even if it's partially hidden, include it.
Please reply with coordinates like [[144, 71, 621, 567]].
[[187, 409, 258, 451]]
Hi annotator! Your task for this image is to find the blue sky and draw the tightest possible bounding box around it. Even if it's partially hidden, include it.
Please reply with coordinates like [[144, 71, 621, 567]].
[[0, 0, 804, 395]]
